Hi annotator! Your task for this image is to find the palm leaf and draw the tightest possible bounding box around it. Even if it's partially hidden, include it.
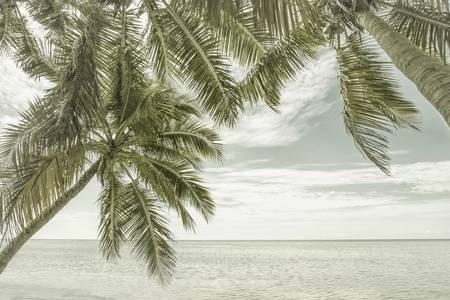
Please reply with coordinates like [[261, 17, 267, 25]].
[[141, 0, 174, 80], [239, 25, 322, 107], [143, 0, 243, 126], [337, 34, 420, 174], [98, 167, 127, 260], [121, 171, 175, 284], [385, 0, 450, 63]]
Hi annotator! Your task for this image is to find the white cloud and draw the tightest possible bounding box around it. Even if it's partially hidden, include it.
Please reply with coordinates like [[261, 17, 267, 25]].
[[166, 160, 450, 239], [221, 50, 337, 147], [0, 56, 50, 127]]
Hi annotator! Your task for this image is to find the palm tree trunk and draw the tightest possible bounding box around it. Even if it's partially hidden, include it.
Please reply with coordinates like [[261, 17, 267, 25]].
[[360, 10, 450, 126], [0, 160, 100, 274]]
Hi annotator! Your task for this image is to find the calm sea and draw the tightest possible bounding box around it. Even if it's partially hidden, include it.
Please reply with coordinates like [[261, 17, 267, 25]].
[[1, 240, 450, 299]]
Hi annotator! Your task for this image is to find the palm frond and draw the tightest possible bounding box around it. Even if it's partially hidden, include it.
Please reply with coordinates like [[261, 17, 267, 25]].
[[337, 34, 420, 174], [26, 0, 70, 39], [158, 118, 223, 161], [121, 170, 175, 284], [0, 97, 55, 167], [0, 0, 18, 54], [0, 3, 59, 81], [143, 0, 243, 126], [142, 157, 214, 220], [98, 167, 127, 260], [250, 0, 310, 36], [52, 3, 110, 142], [141, 0, 174, 81], [384, 0, 450, 63], [239, 25, 322, 108], [0, 145, 87, 240], [217, 5, 268, 66]]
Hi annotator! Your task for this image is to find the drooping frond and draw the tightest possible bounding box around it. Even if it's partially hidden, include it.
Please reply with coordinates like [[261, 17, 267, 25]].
[[121, 171, 175, 284], [25, 0, 70, 39], [183, 0, 322, 47], [141, 0, 174, 81], [106, 6, 147, 128], [249, 0, 319, 36], [52, 3, 112, 142], [0, 2, 59, 81], [337, 34, 420, 174], [214, 2, 268, 67], [0, 97, 56, 167], [0, 144, 87, 240], [384, 0, 450, 63], [98, 167, 127, 260], [240, 25, 322, 108], [142, 0, 243, 126], [142, 157, 214, 220]]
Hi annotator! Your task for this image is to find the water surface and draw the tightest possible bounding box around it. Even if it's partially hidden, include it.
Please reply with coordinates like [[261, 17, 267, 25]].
[[1, 240, 450, 299]]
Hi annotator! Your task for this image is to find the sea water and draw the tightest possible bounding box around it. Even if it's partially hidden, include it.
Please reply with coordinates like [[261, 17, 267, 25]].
[[1, 240, 450, 299]]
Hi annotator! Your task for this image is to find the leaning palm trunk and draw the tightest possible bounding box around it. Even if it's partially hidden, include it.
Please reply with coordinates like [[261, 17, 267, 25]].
[[360, 10, 450, 126], [0, 161, 100, 274]]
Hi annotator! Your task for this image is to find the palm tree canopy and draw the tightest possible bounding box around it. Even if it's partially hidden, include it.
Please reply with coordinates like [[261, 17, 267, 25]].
[[0, 0, 225, 283], [1, 0, 446, 282], [194, 0, 448, 173], [1, 0, 428, 173]]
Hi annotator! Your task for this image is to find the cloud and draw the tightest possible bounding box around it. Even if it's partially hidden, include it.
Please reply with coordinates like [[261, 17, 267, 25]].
[[204, 160, 450, 214], [0, 56, 50, 127], [162, 160, 449, 239], [221, 50, 338, 147]]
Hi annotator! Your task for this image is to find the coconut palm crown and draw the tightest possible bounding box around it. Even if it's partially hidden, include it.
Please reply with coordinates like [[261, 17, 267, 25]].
[[0, 1, 225, 283]]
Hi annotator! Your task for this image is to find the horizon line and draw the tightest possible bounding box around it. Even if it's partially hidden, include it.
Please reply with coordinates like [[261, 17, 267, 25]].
[[30, 238, 450, 242]]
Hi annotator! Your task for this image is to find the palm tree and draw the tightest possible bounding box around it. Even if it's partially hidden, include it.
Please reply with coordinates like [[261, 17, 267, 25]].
[[0, 1, 222, 282], [321, 0, 450, 126], [173, 0, 423, 173], [0, 84, 221, 283], [0, 48, 222, 284], [183, 0, 450, 170], [0, 0, 428, 280], [193, 0, 449, 127], [2, 1, 427, 169]]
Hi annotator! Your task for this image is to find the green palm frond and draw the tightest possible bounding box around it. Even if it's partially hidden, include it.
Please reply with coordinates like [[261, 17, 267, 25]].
[[106, 6, 147, 127], [142, 0, 243, 126], [143, 158, 214, 220], [0, 94, 88, 168], [249, 0, 312, 36], [0, 145, 87, 239], [0, 0, 18, 53], [141, 0, 174, 81], [215, 2, 268, 67], [158, 118, 223, 161], [52, 3, 111, 141], [240, 25, 322, 108], [98, 167, 127, 260], [0, 3, 59, 81], [180, 0, 323, 38], [172, 0, 238, 23], [26, 0, 70, 39], [122, 151, 214, 220], [337, 34, 420, 174], [384, 0, 450, 63], [121, 171, 175, 284]]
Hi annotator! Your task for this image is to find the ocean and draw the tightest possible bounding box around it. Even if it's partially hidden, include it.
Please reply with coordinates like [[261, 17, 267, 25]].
[[1, 240, 450, 299]]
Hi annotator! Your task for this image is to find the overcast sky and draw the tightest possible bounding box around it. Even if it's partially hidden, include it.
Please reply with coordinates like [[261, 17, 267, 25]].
[[1, 48, 450, 240]]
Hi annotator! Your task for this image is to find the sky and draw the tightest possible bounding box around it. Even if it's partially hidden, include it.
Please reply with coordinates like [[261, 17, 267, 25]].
[[1, 48, 450, 240]]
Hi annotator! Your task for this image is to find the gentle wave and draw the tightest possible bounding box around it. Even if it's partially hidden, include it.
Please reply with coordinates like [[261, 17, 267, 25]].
[[1, 240, 450, 299]]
